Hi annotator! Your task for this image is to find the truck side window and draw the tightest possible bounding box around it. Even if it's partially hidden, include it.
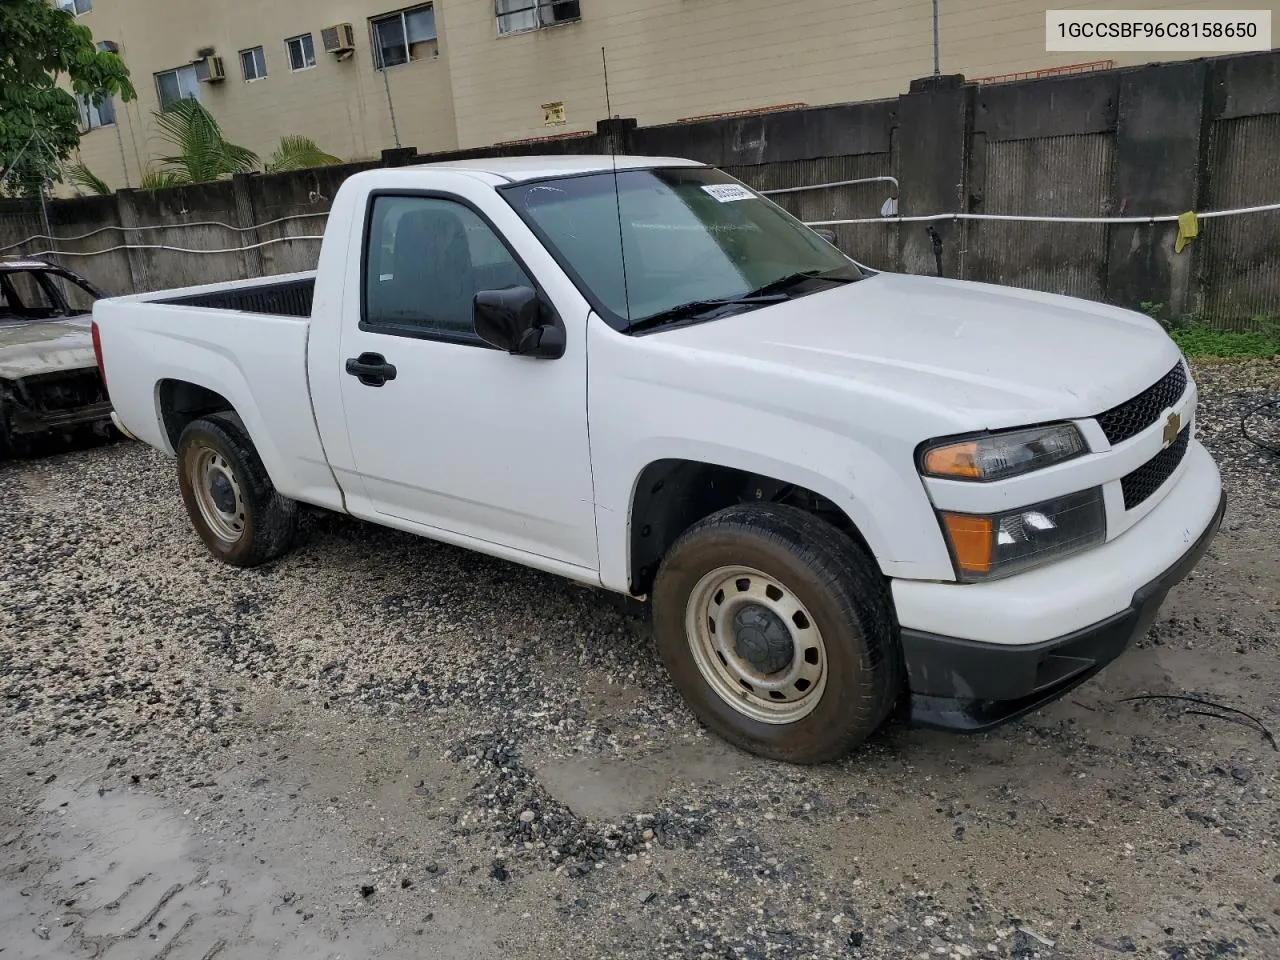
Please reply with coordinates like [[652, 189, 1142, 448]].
[[363, 194, 533, 343]]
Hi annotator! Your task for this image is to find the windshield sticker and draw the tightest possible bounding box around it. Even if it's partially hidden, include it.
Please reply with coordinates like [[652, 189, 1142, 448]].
[[701, 184, 756, 203]]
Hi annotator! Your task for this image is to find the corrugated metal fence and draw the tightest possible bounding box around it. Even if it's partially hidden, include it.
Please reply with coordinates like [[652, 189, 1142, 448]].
[[1198, 114, 1280, 329]]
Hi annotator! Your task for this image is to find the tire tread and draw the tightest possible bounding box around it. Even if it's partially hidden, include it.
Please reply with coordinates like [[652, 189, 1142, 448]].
[[653, 503, 902, 764], [177, 415, 298, 568]]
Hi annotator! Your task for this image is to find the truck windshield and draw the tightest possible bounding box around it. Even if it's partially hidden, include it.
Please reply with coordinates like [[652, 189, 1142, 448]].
[[0, 268, 99, 322], [501, 167, 863, 333]]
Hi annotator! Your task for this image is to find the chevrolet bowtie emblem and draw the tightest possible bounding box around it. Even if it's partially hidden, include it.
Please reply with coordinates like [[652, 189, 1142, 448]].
[[1162, 412, 1181, 446]]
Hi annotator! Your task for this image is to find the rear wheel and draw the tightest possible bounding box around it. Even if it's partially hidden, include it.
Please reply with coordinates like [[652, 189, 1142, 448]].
[[176, 414, 298, 567], [652, 503, 900, 764]]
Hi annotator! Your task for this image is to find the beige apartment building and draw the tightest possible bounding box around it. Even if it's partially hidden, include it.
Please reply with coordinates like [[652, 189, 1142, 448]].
[[63, 0, 1278, 191]]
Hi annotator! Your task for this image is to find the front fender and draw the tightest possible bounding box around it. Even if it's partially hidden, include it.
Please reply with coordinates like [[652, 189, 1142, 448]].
[[596, 432, 956, 595]]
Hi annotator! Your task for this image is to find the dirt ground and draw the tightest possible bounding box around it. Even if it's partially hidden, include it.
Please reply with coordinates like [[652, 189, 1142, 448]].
[[1, 360, 1277, 960]]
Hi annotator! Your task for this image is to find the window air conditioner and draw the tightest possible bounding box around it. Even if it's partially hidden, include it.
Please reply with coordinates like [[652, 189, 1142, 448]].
[[322, 23, 357, 55]]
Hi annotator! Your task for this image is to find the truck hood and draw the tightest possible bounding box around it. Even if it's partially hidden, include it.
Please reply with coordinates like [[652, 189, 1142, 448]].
[[655, 272, 1183, 428], [0, 316, 95, 379]]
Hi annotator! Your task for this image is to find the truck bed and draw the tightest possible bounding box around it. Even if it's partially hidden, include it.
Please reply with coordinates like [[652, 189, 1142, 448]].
[[92, 269, 344, 513], [155, 277, 315, 317]]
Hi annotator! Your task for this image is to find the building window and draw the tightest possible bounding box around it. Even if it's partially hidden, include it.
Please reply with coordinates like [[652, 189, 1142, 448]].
[[77, 94, 115, 131], [57, 0, 93, 15], [80, 40, 117, 127], [155, 64, 202, 110], [286, 33, 316, 71], [240, 46, 267, 81], [495, 0, 580, 35], [371, 5, 438, 69]]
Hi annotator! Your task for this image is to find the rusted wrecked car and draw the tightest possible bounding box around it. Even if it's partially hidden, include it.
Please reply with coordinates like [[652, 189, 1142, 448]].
[[1, 258, 114, 455]]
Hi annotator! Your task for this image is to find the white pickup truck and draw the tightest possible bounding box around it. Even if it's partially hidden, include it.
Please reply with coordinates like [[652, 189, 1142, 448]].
[[92, 156, 1225, 764]]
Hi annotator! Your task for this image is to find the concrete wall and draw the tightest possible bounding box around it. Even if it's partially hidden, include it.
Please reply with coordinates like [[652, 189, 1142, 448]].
[[8, 51, 1280, 329], [61, 0, 1278, 191]]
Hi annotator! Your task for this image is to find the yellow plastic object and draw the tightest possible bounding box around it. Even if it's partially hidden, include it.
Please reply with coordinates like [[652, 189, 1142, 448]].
[[1175, 211, 1199, 254]]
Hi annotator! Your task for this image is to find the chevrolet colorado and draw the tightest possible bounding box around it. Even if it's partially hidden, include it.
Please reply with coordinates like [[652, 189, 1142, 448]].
[[91, 156, 1225, 763]]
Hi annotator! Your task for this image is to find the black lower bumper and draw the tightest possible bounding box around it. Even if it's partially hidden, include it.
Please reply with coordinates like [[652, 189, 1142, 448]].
[[901, 490, 1227, 733], [9, 399, 113, 434]]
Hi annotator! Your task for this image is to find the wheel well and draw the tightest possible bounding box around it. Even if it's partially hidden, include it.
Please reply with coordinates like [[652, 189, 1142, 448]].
[[627, 459, 875, 596], [158, 379, 235, 450]]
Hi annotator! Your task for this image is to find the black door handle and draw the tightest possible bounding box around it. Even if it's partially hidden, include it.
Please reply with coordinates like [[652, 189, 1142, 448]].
[[345, 352, 397, 387]]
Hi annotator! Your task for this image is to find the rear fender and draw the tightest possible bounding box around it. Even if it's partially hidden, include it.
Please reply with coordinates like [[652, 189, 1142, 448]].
[[150, 352, 296, 496]]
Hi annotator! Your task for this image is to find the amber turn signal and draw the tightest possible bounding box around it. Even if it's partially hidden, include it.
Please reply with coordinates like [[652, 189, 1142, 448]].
[[922, 442, 981, 479], [940, 513, 993, 575]]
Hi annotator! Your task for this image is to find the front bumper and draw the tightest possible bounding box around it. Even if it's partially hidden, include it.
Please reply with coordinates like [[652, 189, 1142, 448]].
[[9, 399, 113, 434], [898, 457, 1226, 732], [2, 368, 113, 436]]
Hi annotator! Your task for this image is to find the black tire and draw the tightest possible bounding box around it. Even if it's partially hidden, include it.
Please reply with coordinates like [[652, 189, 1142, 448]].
[[176, 414, 298, 568], [652, 503, 901, 765]]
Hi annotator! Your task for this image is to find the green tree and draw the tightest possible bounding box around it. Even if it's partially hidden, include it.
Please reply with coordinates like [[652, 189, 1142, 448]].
[[66, 159, 111, 195], [149, 98, 259, 185], [124, 100, 343, 191], [0, 0, 135, 196], [265, 135, 342, 173]]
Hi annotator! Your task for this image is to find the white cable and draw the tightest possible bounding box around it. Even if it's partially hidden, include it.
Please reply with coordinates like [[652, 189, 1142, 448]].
[[7, 199, 1279, 260], [20, 235, 325, 258], [805, 201, 1280, 227], [760, 176, 900, 197], [0, 210, 331, 254]]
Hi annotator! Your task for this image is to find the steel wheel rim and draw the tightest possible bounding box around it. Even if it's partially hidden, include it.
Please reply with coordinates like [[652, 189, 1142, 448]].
[[190, 445, 246, 544], [684, 565, 827, 724]]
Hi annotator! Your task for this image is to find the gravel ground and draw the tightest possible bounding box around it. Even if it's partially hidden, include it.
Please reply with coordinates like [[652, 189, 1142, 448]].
[[1, 359, 1277, 960]]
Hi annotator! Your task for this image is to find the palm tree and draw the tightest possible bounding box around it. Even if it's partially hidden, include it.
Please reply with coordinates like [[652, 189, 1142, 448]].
[[138, 169, 186, 191], [68, 101, 345, 194], [67, 161, 112, 196], [265, 136, 342, 173], [149, 99, 258, 185]]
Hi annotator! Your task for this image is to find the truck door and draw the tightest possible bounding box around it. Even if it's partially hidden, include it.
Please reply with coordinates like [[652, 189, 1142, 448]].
[[335, 191, 599, 573]]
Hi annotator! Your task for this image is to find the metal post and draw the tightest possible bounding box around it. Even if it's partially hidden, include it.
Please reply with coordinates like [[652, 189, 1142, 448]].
[[373, 32, 402, 149], [34, 133, 61, 271], [38, 181, 56, 261], [932, 0, 941, 75], [115, 121, 132, 189]]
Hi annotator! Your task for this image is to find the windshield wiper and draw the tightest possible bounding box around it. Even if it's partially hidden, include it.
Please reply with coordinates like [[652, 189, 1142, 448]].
[[744, 266, 862, 298], [625, 294, 789, 334], [623, 266, 862, 335]]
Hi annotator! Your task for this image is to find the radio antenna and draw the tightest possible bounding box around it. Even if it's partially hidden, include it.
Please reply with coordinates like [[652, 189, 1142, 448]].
[[601, 46, 632, 325]]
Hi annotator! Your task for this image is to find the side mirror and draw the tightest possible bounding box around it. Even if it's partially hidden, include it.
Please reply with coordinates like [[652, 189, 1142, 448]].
[[813, 228, 839, 247], [473, 286, 565, 359]]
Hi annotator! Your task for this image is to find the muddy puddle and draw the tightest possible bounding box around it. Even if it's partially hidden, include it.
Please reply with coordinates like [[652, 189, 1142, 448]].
[[0, 770, 492, 960]]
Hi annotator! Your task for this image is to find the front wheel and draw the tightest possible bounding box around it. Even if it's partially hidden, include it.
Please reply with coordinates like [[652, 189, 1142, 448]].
[[176, 414, 298, 568], [652, 504, 901, 764]]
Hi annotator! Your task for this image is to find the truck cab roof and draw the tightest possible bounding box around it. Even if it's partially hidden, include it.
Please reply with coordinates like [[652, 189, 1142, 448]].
[[1, 258, 59, 273], [406, 154, 705, 183]]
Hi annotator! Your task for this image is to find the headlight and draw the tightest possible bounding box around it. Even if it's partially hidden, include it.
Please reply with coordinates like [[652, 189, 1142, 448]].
[[938, 488, 1106, 582], [920, 423, 1088, 482]]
